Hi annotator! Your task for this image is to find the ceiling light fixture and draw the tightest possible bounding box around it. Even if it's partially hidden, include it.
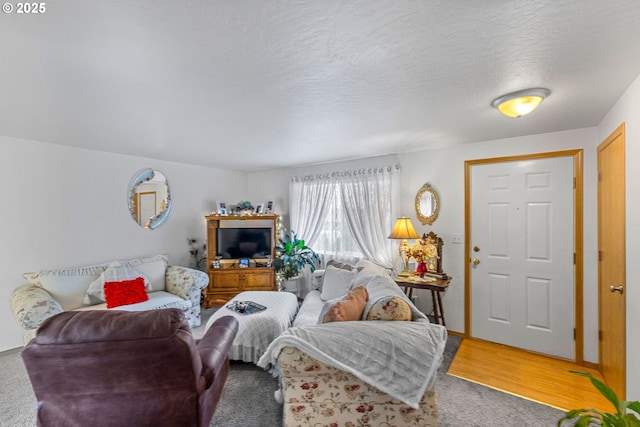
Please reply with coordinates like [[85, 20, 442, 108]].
[[491, 88, 551, 118]]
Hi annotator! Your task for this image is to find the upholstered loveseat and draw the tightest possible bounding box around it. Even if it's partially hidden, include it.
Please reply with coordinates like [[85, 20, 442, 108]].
[[259, 260, 447, 427], [10, 255, 208, 344]]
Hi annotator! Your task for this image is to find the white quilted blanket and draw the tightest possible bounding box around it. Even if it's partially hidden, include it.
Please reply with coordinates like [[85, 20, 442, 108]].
[[205, 291, 299, 364], [258, 319, 447, 409]]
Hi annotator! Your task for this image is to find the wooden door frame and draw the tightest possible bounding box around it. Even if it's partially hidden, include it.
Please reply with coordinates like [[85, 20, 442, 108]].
[[597, 122, 626, 397], [464, 149, 584, 364]]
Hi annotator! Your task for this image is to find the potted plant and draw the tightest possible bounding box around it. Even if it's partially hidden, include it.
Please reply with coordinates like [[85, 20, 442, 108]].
[[272, 231, 320, 291], [558, 371, 640, 426], [187, 238, 207, 271], [236, 200, 254, 215]]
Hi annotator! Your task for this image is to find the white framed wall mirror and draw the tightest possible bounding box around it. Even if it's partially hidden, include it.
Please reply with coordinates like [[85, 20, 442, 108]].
[[128, 168, 172, 230], [415, 182, 440, 225]]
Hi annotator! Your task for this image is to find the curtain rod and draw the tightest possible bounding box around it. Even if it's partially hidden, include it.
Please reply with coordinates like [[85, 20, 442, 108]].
[[291, 164, 400, 182]]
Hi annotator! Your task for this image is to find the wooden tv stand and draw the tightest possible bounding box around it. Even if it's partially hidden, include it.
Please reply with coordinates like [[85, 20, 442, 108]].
[[204, 266, 275, 307], [203, 214, 277, 307]]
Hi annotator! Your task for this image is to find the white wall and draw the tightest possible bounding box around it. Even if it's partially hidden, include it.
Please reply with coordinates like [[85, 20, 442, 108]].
[[598, 73, 640, 400], [0, 136, 246, 351], [249, 127, 601, 363]]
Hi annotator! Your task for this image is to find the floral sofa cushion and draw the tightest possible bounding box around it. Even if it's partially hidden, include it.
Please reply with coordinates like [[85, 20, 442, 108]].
[[366, 295, 412, 321], [278, 347, 437, 427], [11, 285, 63, 330]]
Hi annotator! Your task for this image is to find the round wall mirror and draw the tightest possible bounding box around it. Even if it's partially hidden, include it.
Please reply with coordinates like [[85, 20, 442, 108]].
[[127, 168, 172, 230], [415, 182, 440, 225]]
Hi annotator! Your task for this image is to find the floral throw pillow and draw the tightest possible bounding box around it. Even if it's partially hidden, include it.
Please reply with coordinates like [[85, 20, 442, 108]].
[[365, 296, 412, 321], [104, 278, 149, 308]]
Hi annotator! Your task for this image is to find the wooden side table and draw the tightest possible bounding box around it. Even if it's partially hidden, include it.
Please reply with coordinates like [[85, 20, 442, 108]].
[[395, 276, 451, 327]]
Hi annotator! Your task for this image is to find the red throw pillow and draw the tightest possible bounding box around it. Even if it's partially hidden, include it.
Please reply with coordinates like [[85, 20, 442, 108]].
[[104, 277, 149, 308]]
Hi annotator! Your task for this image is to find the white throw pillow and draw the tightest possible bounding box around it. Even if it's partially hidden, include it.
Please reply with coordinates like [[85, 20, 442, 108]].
[[83, 261, 149, 305], [40, 273, 103, 311], [120, 255, 168, 292], [24, 265, 108, 311], [320, 265, 356, 300]]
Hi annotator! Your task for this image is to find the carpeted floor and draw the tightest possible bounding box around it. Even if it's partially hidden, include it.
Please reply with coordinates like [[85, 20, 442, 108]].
[[1, 308, 568, 426]]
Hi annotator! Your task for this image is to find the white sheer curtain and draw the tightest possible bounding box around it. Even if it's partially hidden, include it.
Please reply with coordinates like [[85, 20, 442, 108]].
[[288, 176, 337, 297], [339, 166, 401, 269], [289, 164, 402, 271], [289, 176, 335, 245]]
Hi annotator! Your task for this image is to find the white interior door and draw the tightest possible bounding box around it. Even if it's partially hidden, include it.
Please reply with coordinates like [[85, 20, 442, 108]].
[[138, 192, 157, 227], [470, 156, 575, 359]]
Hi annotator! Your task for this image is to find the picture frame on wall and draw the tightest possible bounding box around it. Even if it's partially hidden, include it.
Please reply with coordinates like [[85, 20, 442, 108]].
[[217, 201, 227, 215], [254, 203, 264, 215]]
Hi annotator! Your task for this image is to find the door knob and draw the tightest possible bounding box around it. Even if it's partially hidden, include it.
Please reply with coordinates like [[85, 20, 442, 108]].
[[472, 258, 481, 265], [610, 285, 624, 294]]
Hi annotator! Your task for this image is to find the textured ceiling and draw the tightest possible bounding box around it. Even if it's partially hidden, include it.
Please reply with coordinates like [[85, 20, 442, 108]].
[[2, 0, 640, 171]]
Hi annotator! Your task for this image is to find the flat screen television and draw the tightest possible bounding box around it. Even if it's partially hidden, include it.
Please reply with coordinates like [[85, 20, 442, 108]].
[[216, 227, 272, 259]]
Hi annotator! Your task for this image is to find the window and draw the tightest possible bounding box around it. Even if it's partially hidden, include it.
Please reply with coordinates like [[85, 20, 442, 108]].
[[289, 165, 401, 269], [313, 184, 362, 260]]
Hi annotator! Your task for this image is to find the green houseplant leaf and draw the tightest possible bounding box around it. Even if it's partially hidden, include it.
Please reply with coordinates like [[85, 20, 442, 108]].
[[558, 371, 640, 427], [571, 371, 621, 412], [272, 230, 320, 280], [236, 200, 254, 211], [628, 402, 640, 416]]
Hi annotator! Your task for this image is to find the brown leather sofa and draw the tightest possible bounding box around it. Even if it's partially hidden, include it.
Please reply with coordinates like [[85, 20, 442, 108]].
[[22, 308, 238, 427]]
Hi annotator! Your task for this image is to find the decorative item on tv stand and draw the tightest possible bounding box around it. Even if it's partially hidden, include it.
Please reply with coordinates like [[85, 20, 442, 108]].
[[272, 229, 320, 294], [235, 200, 254, 216]]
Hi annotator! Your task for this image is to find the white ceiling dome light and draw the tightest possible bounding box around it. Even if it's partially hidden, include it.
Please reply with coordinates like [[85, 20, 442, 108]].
[[492, 88, 551, 118]]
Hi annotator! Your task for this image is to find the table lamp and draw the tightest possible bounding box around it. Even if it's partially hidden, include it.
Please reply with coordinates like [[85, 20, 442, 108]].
[[388, 217, 420, 276]]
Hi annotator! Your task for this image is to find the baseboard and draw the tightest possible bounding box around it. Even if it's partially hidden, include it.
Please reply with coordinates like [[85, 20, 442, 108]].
[[582, 360, 599, 370], [0, 346, 22, 357]]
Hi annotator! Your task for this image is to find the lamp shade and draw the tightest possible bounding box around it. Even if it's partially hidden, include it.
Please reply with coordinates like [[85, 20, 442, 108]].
[[388, 217, 420, 240], [491, 88, 550, 118]]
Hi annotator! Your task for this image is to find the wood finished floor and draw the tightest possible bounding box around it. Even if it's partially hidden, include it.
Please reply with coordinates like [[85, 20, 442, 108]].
[[448, 339, 613, 412]]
